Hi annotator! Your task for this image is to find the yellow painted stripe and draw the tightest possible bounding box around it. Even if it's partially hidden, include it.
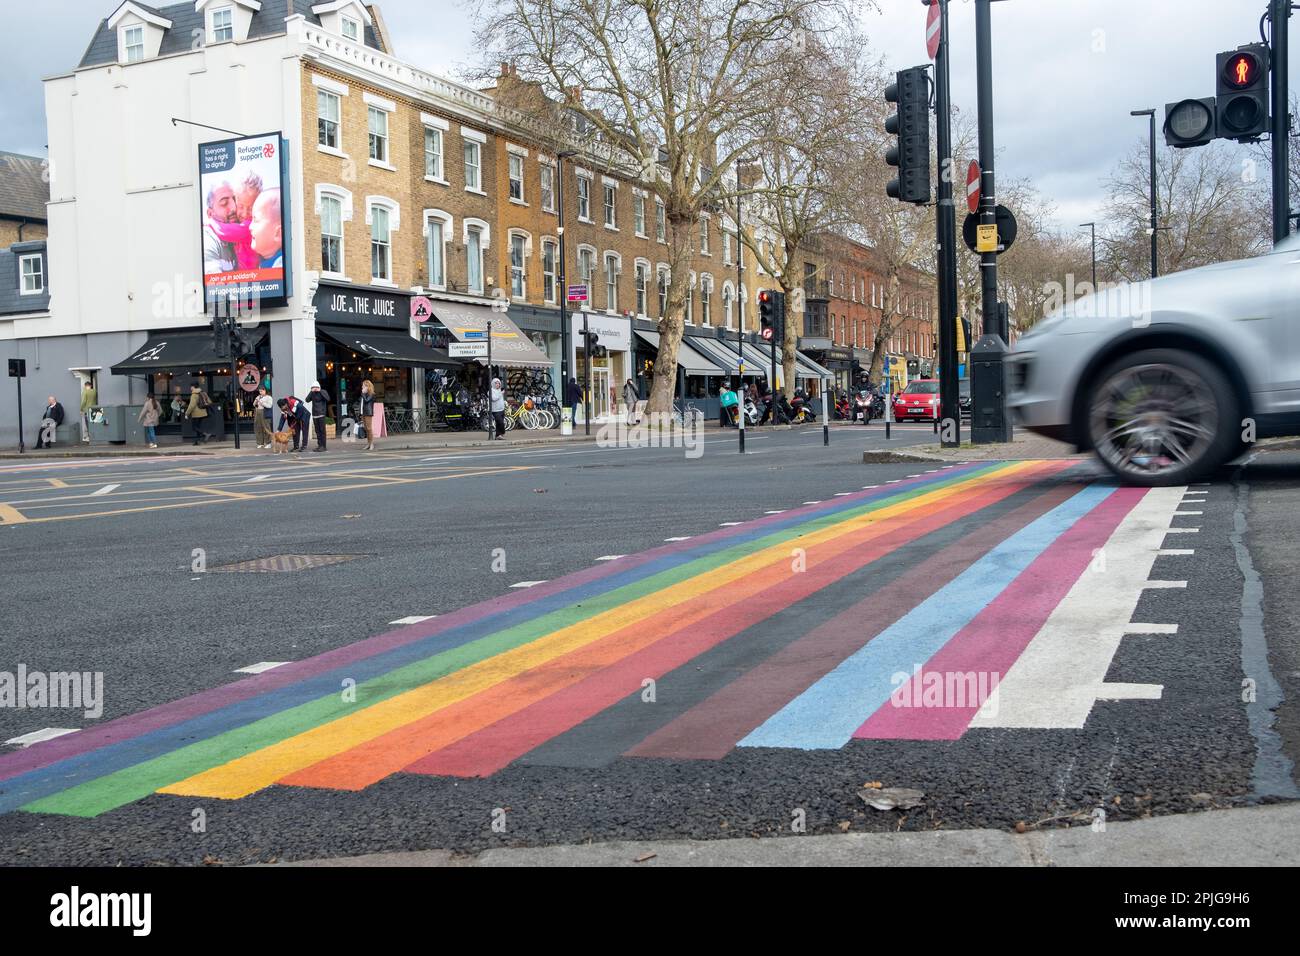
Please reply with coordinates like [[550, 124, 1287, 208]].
[[184, 485, 255, 500], [47, 478, 69, 488], [161, 462, 1037, 799], [0, 503, 29, 525]]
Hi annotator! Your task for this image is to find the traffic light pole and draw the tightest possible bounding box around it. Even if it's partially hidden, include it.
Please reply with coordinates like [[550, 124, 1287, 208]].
[[582, 313, 591, 435], [933, 0, 960, 448], [1272, 0, 1292, 243], [970, 0, 1011, 444], [736, 177, 746, 453]]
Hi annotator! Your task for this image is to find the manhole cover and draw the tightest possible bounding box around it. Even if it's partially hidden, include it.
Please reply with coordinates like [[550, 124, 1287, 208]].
[[209, 554, 367, 573]]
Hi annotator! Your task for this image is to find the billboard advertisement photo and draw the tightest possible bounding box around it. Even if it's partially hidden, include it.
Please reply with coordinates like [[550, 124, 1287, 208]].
[[198, 131, 290, 311]]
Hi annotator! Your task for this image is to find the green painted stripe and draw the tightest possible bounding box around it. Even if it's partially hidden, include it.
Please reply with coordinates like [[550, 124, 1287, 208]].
[[24, 463, 1016, 816]]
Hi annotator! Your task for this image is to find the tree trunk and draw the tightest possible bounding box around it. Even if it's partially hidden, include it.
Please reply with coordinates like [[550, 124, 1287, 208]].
[[646, 212, 695, 419], [779, 277, 797, 398]]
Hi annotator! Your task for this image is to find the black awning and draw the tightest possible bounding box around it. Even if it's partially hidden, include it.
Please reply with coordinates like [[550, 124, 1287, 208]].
[[317, 324, 461, 368], [111, 328, 261, 375]]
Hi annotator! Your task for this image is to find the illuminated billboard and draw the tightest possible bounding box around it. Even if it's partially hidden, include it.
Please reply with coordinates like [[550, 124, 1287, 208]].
[[198, 132, 291, 310]]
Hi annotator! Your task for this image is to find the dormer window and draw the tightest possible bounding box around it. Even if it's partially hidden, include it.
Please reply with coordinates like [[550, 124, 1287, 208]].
[[124, 25, 144, 62], [212, 7, 233, 43], [341, 15, 360, 41]]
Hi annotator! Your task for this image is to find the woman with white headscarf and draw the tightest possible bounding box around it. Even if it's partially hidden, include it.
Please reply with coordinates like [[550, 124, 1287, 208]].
[[490, 377, 506, 440]]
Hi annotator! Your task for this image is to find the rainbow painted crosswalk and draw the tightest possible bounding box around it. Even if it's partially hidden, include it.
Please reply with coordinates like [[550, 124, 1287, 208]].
[[0, 461, 1187, 818]]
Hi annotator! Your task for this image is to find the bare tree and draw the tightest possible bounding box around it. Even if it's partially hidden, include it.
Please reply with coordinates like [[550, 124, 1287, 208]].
[[1101, 139, 1269, 281], [472, 0, 858, 416]]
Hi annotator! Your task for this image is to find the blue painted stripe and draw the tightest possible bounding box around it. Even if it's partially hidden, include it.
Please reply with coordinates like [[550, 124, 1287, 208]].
[[0, 463, 1001, 814], [738, 482, 1117, 751]]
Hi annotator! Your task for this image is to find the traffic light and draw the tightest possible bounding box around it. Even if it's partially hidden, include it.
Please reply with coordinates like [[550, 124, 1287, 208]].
[[884, 66, 931, 205], [1216, 44, 1269, 141], [1164, 97, 1217, 148], [758, 290, 775, 341]]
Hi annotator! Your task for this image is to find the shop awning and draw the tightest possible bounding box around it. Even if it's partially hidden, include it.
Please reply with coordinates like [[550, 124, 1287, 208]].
[[316, 324, 461, 368], [111, 327, 266, 375], [635, 331, 724, 375], [435, 302, 551, 368], [688, 335, 762, 378], [741, 342, 832, 381]]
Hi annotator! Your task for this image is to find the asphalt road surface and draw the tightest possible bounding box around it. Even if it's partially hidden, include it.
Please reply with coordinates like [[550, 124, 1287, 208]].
[[0, 427, 1296, 865]]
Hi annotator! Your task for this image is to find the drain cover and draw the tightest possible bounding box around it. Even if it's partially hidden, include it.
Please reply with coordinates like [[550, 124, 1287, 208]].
[[210, 554, 366, 573]]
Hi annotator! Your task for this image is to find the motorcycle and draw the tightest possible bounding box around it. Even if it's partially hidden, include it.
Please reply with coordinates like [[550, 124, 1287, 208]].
[[834, 396, 852, 421], [790, 393, 817, 424], [743, 400, 760, 426], [853, 392, 874, 424]]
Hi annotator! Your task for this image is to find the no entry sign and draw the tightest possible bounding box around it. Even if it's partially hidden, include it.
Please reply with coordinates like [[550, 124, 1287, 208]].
[[926, 1, 941, 60], [966, 161, 981, 214]]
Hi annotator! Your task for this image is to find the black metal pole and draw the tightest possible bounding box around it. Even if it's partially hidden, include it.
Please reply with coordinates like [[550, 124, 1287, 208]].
[[736, 170, 745, 452], [15, 374, 24, 454], [935, 0, 960, 448], [970, 0, 1010, 444], [225, 310, 240, 450], [582, 313, 591, 435], [1273, 0, 1292, 243], [1144, 111, 1158, 279]]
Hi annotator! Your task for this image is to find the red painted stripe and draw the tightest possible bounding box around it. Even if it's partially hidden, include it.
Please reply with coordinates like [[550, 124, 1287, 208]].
[[628, 472, 1082, 761], [854, 486, 1147, 740], [403, 463, 1071, 779]]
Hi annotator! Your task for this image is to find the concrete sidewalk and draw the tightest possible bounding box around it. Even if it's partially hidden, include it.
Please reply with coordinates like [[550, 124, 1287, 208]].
[[264, 802, 1300, 867], [863, 432, 1089, 465]]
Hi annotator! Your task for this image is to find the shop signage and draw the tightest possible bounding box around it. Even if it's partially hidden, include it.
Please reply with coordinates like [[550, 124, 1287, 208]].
[[570, 314, 630, 351], [411, 295, 435, 322], [312, 283, 408, 329]]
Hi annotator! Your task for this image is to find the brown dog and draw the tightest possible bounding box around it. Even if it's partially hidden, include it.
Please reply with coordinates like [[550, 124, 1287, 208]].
[[271, 430, 292, 453]]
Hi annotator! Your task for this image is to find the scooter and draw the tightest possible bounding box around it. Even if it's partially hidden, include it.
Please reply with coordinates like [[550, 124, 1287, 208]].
[[743, 400, 760, 426], [853, 392, 874, 424], [790, 393, 817, 424]]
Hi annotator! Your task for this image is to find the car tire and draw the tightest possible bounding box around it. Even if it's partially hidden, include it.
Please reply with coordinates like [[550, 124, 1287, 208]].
[[1085, 348, 1238, 487]]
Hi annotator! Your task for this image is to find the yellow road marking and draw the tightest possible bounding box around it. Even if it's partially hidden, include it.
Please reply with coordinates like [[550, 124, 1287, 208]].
[[7, 466, 535, 523], [0, 503, 29, 525], [46, 478, 69, 488], [176, 467, 210, 477], [184, 485, 255, 500]]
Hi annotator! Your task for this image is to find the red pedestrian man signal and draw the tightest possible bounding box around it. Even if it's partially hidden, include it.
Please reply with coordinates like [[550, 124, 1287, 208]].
[[1225, 51, 1260, 89]]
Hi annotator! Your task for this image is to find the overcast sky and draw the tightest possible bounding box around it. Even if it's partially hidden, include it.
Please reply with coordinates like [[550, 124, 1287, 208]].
[[2, 0, 1289, 233]]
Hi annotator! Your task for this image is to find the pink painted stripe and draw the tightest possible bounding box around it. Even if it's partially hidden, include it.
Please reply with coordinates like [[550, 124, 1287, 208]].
[[853, 486, 1148, 741]]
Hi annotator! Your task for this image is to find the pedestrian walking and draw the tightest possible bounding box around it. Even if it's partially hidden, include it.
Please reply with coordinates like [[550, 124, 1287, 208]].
[[35, 395, 64, 449], [623, 378, 639, 425], [79, 380, 97, 444], [490, 377, 506, 440], [186, 384, 211, 444], [307, 381, 331, 451], [137, 393, 161, 448], [565, 376, 581, 425], [359, 379, 376, 451], [252, 386, 274, 449]]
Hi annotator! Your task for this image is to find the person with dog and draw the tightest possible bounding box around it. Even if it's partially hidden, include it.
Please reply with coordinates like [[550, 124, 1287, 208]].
[[253, 386, 275, 449], [359, 379, 377, 451], [277, 396, 310, 452]]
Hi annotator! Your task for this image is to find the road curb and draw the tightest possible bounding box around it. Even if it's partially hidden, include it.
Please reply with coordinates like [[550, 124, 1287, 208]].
[[253, 802, 1300, 867], [862, 449, 950, 464]]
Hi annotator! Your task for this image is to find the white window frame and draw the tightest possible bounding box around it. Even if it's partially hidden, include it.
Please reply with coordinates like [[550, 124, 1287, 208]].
[[657, 266, 669, 317], [423, 208, 453, 291], [19, 254, 44, 296], [341, 14, 361, 41], [634, 258, 650, 317], [604, 251, 622, 313], [576, 172, 593, 223], [317, 89, 342, 153], [577, 244, 597, 311], [210, 6, 234, 43], [539, 160, 556, 214], [655, 199, 666, 243], [602, 177, 618, 230], [508, 150, 527, 205], [633, 190, 646, 237], [508, 228, 532, 300], [314, 184, 354, 280], [699, 216, 710, 256], [463, 217, 491, 294], [365, 196, 400, 287], [722, 280, 736, 329], [367, 105, 391, 169], [424, 126, 444, 182], [541, 237, 558, 304], [123, 25, 145, 63], [722, 229, 732, 266], [465, 127, 488, 196]]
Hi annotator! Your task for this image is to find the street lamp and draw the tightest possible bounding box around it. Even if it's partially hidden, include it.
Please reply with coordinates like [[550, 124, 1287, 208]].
[[1079, 222, 1097, 290], [1131, 108, 1158, 279]]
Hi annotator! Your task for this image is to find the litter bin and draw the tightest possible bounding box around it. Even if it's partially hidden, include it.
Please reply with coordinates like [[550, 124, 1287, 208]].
[[88, 405, 127, 443]]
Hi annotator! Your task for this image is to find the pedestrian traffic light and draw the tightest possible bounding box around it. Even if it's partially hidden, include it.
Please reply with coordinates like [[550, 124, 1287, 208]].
[[1164, 98, 1217, 148], [758, 290, 775, 341], [884, 66, 931, 205], [1216, 44, 1269, 141]]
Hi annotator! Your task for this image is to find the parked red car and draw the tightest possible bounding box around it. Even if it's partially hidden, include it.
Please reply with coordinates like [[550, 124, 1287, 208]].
[[892, 379, 941, 422]]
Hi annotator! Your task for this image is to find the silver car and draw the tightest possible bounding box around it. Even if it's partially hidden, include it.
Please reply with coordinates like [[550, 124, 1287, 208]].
[[1007, 236, 1300, 486]]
